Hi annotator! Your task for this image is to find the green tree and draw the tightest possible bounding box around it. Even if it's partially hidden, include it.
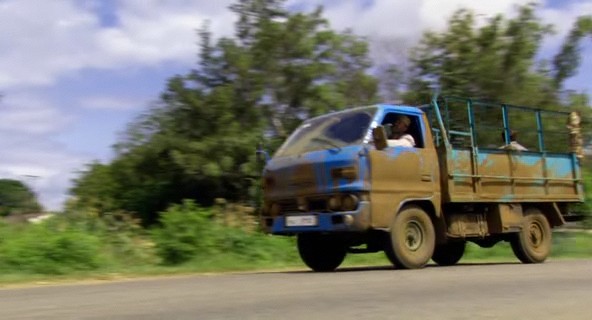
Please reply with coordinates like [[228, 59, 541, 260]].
[[404, 6, 591, 106], [70, 162, 120, 214], [0, 179, 42, 216], [402, 4, 591, 150], [72, 0, 378, 225], [405, 5, 556, 105], [552, 16, 592, 89]]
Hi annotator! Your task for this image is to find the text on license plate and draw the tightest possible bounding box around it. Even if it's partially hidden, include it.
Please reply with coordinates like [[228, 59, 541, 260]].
[[285, 215, 318, 227]]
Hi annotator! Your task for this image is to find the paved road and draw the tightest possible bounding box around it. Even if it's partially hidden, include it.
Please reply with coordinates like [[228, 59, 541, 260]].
[[1, 260, 591, 320]]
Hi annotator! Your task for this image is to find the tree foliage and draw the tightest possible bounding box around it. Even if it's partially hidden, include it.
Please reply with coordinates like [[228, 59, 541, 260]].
[[71, 0, 378, 225], [0, 179, 42, 216], [401, 5, 591, 151], [405, 4, 554, 105]]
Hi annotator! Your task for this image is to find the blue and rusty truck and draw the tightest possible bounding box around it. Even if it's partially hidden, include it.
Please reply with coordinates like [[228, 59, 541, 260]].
[[259, 96, 585, 271]]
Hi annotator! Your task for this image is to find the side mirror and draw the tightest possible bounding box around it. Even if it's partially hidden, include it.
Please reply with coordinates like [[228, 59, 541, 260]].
[[256, 142, 270, 164], [372, 126, 388, 150]]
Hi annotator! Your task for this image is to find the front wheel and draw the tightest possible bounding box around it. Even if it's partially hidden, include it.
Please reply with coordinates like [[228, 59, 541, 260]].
[[432, 241, 465, 266], [385, 205, 435, 269], [297, 234, 347, 272], [510, 208, 552, 264]]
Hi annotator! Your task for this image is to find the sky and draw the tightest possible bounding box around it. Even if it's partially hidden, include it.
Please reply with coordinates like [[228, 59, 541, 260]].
[[1, 0, 591, 211]]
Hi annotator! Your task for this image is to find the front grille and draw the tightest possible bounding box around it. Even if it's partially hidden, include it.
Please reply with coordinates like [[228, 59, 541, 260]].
[[271, 193, 366, 215], [308, 198, 328, 212], [277, 198, 329, 213], [278, 199, 299, 213]]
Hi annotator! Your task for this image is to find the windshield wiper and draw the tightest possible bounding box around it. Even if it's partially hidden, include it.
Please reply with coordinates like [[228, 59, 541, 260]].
[[311, 137, 342, 151]]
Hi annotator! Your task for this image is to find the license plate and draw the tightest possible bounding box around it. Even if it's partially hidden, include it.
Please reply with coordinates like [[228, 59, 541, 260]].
[[285, 215, 318, 227]]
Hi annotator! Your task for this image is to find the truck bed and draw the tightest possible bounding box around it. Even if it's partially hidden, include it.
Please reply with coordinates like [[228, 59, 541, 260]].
[[441, 147, 583, 203]]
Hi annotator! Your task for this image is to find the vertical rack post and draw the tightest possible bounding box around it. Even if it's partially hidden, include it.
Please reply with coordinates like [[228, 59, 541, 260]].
[[467, 99, 480, 195], [535, 111, 548, 195]]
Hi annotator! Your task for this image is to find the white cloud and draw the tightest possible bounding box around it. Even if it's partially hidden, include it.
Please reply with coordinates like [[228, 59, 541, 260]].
[[539, 1, 592, 52], [300, 0, 531, 62], [541, 1, 592, 33], [96, 1, 236, 65], [79, 95, 149, 111], [0, 0, 100, 87], [283, 0, 540, 65], [290, 0, 591, 70], [292, 0, 534, 39], [0, 0, 236, 89], [0, 93, 85, 210], [1, 0, 587, 89], [0, 94, 74, 135]]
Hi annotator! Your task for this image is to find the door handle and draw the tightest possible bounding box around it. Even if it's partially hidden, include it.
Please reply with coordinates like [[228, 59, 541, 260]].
[[421, 174, 432, 182]]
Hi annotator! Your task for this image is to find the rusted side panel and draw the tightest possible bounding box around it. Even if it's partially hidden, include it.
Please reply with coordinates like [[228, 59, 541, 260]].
[[446, 149, 474, 198], [367, 147, 440, 228], [479, 152, 518, 197], [445, 148, 582, 202], [545, 155, 581, 197], [511, 154, 546, 197]]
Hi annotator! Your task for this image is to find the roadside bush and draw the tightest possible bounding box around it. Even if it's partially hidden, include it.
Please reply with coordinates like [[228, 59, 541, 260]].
[[62, 207, 156, 266], [151, 200, 218, 265], [0, 220, 102, 274], [151, 200, 298, 265], [214, 226, 298, 263]]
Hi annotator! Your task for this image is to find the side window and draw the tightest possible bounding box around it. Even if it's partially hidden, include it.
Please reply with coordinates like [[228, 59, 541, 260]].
[[380, 113, 424, 149]]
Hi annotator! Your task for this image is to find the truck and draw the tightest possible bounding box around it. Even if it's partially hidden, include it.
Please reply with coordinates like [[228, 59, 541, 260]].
[[258, 96, 585, 271]]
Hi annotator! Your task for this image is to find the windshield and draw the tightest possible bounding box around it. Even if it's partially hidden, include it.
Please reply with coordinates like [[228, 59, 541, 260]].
[[274, 107, 377, 157]]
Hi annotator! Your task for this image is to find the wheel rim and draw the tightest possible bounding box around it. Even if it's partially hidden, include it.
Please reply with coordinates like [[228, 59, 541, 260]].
[[405, 220, 424, 251], [527, 221, 544, 250]]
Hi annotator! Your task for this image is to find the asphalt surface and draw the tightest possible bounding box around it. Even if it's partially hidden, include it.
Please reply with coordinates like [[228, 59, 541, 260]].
[[1, 260, 591, 320]]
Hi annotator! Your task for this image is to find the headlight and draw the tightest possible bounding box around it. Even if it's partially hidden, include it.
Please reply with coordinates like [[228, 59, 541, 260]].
[[328, 196, 341, 211], [341, 194, 359, 211]]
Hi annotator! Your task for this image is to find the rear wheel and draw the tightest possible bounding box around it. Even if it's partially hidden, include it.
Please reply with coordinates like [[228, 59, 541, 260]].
[[384, 205, 435, 269], [297, 234, 347, 272], [432, 241, 465, 266], [510, 208, 552, 264]]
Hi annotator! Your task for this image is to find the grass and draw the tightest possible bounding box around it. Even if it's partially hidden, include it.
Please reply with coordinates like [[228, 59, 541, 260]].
[[5, 232, 590, 288], [342, 231, 592, 267], [0, 202, 590, 288]]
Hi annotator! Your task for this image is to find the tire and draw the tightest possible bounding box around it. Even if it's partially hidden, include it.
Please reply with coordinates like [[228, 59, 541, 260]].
[[432, 241, 465, 266], [297, 234, 347, 272], [384, 205, 435, 269], [384, 235, 400, 268], [510, 208, 552, 264]]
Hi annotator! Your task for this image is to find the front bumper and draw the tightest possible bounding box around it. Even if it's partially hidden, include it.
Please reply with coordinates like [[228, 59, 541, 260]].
[[262, 201, 371, 235]]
